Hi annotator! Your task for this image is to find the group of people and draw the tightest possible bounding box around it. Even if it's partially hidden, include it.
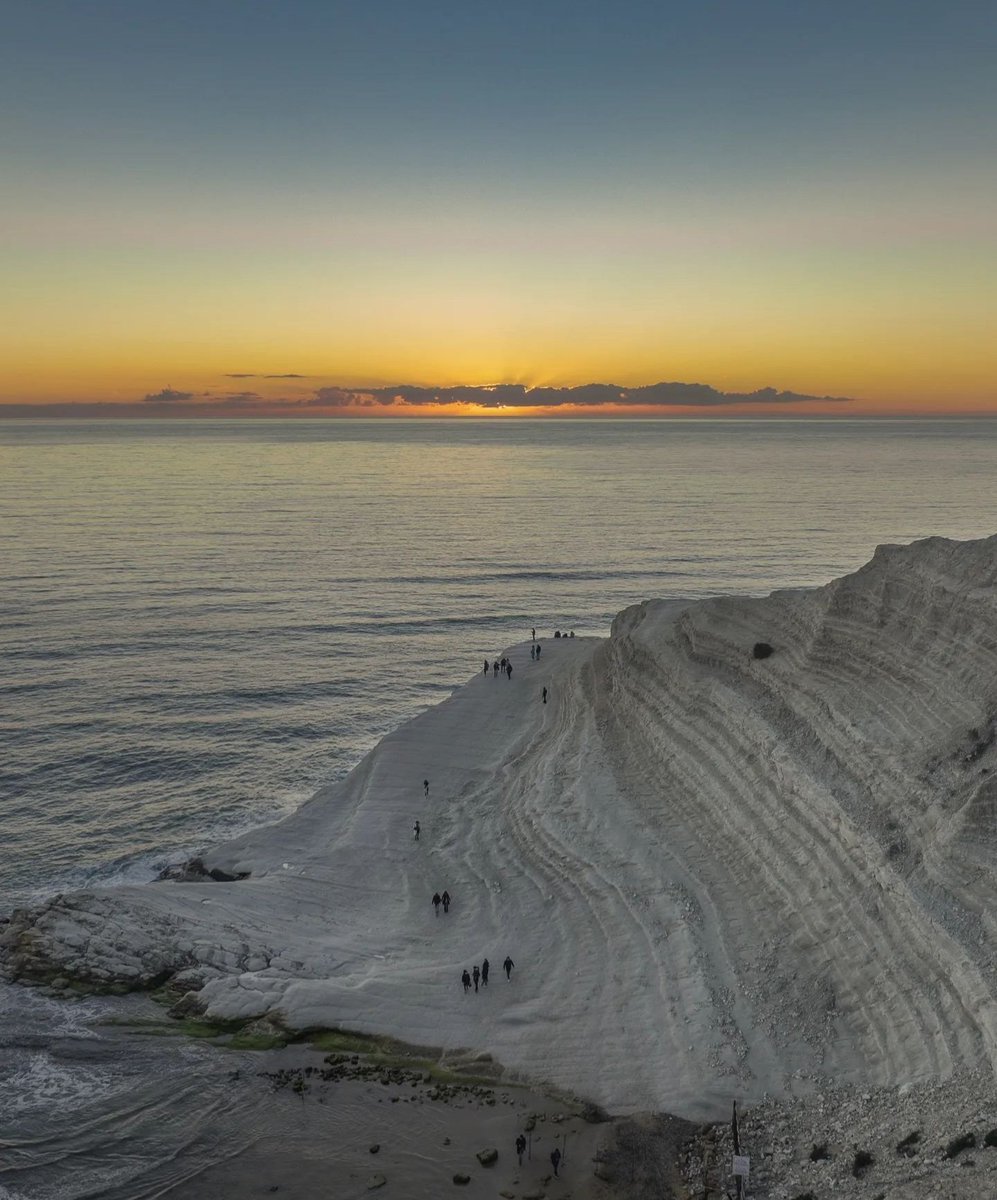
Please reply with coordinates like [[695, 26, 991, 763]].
[[485, 656, 516, 678], [431, 890, 451, 914], [461, 955, 514, 992], [514, 1133, 562, 1177]]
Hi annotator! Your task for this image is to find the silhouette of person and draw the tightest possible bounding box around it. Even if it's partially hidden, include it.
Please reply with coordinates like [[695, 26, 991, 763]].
[[536, 644, 541, 659], [484, 659, 489, 675], [542, 686, 547, 704], [550, 1148, 561, 1176], [423, 779, 429, 797], [472, 965, 480, 992], [413, 820, 420, 841], [531, 628, 536, 641], [531, 645, 536, 660], [461, 969, 471, 993], [516, 1133, 526, 1165], [432, 892, 441, 915], [503, 955, 514, 980], [481, 958, 489, 985], [442, 890, 451, 913], [506, 662, 513, 679], [493, 660, 499, 676]]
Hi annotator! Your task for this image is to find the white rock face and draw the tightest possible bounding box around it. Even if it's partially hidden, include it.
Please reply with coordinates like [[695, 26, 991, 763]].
[[5, 535, 997, 1120]]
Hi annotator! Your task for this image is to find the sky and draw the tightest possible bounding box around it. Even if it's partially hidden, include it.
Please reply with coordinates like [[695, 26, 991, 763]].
[[2, 0, 996, 417]]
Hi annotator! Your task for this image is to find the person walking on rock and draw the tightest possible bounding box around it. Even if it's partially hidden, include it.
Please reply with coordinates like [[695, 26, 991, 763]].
[[442, 889, 451, 913], [423, 779, 430, 797], [472, 965, 480, 992], [461, 969, 471, 994], [432, 892, 441, 916], [503, 955, 514, 980], [531, 627, 536, 641], [506, 662, 513, 679], [516, 1133, 526, 1165], [550, 1147, 561, 1176], [542, 686, 547, 704], [535, 644, 541, 659], [413, 820, 420, 841], [483, 659, 489, 675], [481, 958, 489, 986]]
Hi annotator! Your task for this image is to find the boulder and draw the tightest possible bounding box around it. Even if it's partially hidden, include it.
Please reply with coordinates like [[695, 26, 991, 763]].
[[476, 1147, 498, 1166]]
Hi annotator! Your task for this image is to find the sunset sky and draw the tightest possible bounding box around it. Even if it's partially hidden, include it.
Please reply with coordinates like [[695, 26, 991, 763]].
[[2, 1, 995, 417]]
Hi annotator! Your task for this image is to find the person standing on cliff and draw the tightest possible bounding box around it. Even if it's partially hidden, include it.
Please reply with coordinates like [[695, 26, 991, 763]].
[[531, 627, 536, 641], [542, 686, 547, 704], [483, 659, 489, 675], [423, 779, 429, 797], [461, 969, 471, 993], [550, 1148, 561, 1176], [506, 662, 513, 679], [503, 955, 514, 980], [516, 1133, 526, 1164], [413, 820, 420, 841], [432, 892, 441, 915], [442, 889, 451, 913], [481, 958, 489, 985], [472, 964, 480, 992]]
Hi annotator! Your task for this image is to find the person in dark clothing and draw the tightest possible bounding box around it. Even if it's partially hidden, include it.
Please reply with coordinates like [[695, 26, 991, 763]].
[[461, 969, 471, 993], [506, 662, 513, 679], [530, 645, 536, 660], [472, 965, 480, 992], [484, 659, 489, 674], [550, 1148, 561, 1176], [516, 1133, 526, 1165], [432, 892, 441, 915], [536, 644, 541, 659], [531, 628, 536, 641], [542, 686, 547, 704], [413, 820, 420, 841], [423, 779, 429, 797], [503, 955, 514, 979], [442, 890, 451, 913], [493, 660, 499, 675], [481, 958, 489, 985]]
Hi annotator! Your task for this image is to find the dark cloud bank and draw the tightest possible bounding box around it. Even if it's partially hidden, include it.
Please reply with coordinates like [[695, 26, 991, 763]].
[[312, 383, 854, 409], [4, 381, 854, 418]]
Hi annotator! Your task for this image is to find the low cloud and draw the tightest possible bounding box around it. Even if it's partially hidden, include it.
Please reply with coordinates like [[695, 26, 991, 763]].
[[310, 382, 855, 409], [143, 386, 195, 403]]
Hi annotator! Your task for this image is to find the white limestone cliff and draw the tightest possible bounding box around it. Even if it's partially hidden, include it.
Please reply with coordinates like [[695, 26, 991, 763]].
[[5, 534, 997, 1121]]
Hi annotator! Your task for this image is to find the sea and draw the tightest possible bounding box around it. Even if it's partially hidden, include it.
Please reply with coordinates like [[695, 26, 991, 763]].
[[3, 416, 997, 1197]]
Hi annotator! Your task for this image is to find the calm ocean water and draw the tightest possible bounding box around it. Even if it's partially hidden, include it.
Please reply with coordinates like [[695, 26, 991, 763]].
[[4, 417, 997, 907], [3, 417, 997, 1197]]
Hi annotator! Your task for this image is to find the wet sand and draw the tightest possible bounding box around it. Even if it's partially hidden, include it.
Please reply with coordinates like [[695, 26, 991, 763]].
[[164, 1046, 694, 1200]]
